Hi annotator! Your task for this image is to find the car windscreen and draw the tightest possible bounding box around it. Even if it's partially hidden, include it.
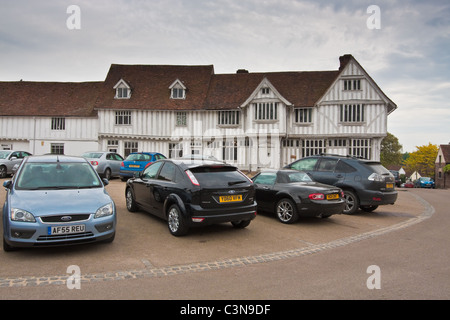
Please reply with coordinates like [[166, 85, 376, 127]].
[[16, 162, 102, 190], [189, 166, 249, 188]]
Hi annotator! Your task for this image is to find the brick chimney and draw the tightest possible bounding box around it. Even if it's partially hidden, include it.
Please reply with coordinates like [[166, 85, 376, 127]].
[[339, 54, 353, 71]]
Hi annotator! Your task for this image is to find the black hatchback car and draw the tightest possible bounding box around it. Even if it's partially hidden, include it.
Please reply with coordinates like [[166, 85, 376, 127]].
[[285, 154, 398, 214], [125, 159, 257, 236]]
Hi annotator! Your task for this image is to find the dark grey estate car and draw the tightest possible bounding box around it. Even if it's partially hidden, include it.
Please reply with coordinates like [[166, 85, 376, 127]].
[[125, 159, 257, 236], [285, 154, 398, 214]]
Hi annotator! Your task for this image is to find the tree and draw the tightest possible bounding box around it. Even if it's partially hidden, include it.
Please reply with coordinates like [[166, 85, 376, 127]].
[[404, 143, 438, 177], [380, 132, 403, 167]]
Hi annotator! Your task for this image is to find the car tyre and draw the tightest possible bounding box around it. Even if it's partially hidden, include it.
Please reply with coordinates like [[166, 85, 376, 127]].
[[125, 188, 138, 212], [104, 168, 112, 180], [343, 190, 359, 215], [167, 204, 189, 236], [231, 220, 251, 228], [276, 198, 299, 224], [360, 205, 378, 212], [0, 166, 6, 179], [3, 238, 17, 252]]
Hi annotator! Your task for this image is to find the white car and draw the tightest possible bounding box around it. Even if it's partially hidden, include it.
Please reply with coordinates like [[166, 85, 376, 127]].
[[82, 151, 124, 180], [0, 150, 32, 178]]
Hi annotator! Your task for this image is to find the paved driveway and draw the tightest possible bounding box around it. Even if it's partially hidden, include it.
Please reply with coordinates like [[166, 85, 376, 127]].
[[0, 179, 426, 293]]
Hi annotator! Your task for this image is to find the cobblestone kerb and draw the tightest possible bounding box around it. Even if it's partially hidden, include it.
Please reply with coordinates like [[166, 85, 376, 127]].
[[0, 193, 434, 288]]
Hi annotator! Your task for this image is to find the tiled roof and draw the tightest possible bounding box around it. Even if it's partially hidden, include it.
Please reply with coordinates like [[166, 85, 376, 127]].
[[204, 70, 340, 110], [0, 81, 102, 117], [1, 55, 390, 115], [94, 64, 215, 111], [439, 144, 450, 163]]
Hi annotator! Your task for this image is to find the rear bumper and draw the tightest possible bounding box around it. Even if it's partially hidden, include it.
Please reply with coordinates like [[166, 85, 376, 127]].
[[296, 199, 345, 217], [359, 190, 398, 206], [186, 202, 257, 225]]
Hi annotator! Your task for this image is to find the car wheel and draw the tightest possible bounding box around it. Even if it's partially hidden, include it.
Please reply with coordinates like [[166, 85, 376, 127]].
[[0, 166, 6, 178], [360, 205, 378, 212], [276, 198, 299, 224], [231, 220, 251, 228], [167, 204, 189, 236], [343, 190, 359, 215], [104, 168, 112, 180], [125, 188, 138, 212]]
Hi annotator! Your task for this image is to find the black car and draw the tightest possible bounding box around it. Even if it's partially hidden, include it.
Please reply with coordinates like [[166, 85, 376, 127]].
[[252, 169, 345, 223], [285, 154, 398, 214], [125, 159, 257, 236]]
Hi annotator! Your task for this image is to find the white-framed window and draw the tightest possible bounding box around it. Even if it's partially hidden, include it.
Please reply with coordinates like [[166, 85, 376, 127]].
[[302, 139, 325, 157], [223, 139, 237, 162], [343, 79, 361, 91], [176, 112, 187, 126], [124, 141, 138, 157], [218, 110, 240, 126], [107, 140, 119, 153], [50, 143, 64, 155], [115, 110, 132, 125], [169, 79, 186, 99], [114, 79, 131, 99], [254, 102, 278, 121], [340, 104, 365, 123], [294, 108, 312, 124], [261, 87, 270, 95], [282, 139, 300, 148], [51, 117, 65, 130], [171, 87, 185, 99], [169, 142, 183, 158], [349, 139, 371, 159]]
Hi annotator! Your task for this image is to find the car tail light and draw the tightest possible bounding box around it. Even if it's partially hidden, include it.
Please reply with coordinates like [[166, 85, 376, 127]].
[[186, 170, 200, 186], [238, 169, 253, 183], [144, 161, 153, 168], [309, 193, 325, 200], [90, 161, 99, 166], [121, 162, 124, 167]]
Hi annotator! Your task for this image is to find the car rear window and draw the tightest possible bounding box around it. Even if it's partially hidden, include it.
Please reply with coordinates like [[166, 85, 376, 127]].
[[189, 166, 250, 188], [362, 162, 390, 174], [82, 152, 102, 158], [126, 153, 152, 161]]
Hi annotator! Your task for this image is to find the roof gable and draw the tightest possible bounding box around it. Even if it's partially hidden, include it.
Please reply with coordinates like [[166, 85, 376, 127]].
[[317, 54, 397, 114]]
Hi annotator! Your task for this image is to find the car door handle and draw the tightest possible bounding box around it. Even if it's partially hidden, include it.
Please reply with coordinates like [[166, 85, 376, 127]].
[[262, 186, 270, 190]]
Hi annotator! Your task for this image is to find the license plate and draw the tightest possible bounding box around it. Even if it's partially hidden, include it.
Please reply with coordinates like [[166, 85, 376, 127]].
[[219, 195, 243, 203], [129, 165, 140, 168], [326, 194, 339, 200], [386, 183, 394, 189], [48, 225, 85, 235]]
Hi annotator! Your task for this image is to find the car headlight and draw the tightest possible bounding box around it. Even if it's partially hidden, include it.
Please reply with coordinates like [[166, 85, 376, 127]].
[[94, 203, 114, 218], [11, 208, 36, 222]]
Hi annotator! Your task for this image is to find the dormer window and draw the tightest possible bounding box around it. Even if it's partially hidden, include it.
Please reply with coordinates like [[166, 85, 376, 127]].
[[113, 79, 131, 99], [169, 79, 186, 99]]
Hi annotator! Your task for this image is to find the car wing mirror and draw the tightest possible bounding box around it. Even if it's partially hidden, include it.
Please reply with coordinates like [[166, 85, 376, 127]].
[[3, 180, 12, 189]]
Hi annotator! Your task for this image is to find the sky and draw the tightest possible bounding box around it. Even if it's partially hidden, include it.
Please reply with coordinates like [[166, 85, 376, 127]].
[[1, 0, 449, 153]]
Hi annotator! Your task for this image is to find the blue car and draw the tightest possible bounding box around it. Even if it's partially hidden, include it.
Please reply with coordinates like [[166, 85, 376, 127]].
[[120, 152, 166, 181], [2, 155, 116, 251], [415, 177, 435, 188]]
